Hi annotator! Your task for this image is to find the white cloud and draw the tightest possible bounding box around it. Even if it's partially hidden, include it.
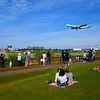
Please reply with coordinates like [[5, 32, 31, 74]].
[[0, 0, 100, 49], [0, 0, 99, 21]]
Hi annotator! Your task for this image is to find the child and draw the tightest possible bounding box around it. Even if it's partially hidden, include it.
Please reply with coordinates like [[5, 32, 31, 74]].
[[29, 58, 32, 66], [9, 60, 12, 68], [76, 55, 79, 63], [69, 57, 72, 65], [40, 57, 43, 65]]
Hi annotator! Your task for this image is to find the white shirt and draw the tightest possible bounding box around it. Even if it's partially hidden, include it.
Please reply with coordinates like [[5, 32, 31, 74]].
[[40, 58, 43, 62], [18, 55, 21, 61], [42, 53, 46, 59], [83, 52, 87, 58], [57, 75, 67, 83]]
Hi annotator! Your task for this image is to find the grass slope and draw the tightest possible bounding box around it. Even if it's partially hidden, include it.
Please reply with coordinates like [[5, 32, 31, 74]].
[[0, 62, 100, 100]]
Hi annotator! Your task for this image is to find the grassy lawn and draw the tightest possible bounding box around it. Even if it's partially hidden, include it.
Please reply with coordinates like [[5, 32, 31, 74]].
[[0, 62, 100, 100]]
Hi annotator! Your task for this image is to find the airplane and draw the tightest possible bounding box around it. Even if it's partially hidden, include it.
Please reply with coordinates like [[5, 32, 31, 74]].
[[66, 23, 92, 30]]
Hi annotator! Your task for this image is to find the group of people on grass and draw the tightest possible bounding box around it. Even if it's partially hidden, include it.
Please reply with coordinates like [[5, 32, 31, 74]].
[[9, 52, 33, 68], [24, 52, 33, 67], [82, 48, 96, 62], [54, 67, 76, 87], [47, 64, 100, 88], [40, 51, 51, 66], [0, 50, 51, 68], [0, 52, 33, 68], [46, 67, 77, 88], [61, 48, 96, 65], [0, 48, 96, 68]]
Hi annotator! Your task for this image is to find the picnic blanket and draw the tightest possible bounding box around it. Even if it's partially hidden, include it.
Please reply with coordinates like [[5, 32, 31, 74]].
[[46, 80, 78, 88]]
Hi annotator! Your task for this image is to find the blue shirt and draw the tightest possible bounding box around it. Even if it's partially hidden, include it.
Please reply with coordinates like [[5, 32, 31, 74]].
[[24, 54, 29, 60]]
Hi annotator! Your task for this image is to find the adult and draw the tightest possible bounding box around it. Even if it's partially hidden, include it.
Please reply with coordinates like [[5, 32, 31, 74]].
[[57, 69, 68, 87], [61, 50, 65, 63], [63, 50, 69, 68], [55, 67, 61, 82], [92, 48, 96, 61], [24, 52, 29, 67], [46, 51, 51, 64], [83, 51, 87, 62], [0, 53, 5, 68], [42, 52, 47, 66], [88, 64, 100, 72], [76, 55, 80, 63], [17, 53, 22, 67], [65, 68, 75, 83], [87, 49, 92, 62]]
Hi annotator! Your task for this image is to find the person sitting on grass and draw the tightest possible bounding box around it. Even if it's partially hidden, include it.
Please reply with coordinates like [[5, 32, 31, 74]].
[[57, 69, 68, 87], [88, 64, 100, 72], [65, 68, 75, 84], [46, 68, 78, 87], [55, 67, 61, 82]]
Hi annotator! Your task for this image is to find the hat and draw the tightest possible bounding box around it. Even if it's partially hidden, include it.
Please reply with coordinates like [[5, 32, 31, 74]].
[[18, 53, 21, 56]]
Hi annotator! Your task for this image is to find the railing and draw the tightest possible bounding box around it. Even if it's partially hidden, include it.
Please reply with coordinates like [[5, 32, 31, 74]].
[[3, 54, 100, 67], [33, 54, 100, 65]]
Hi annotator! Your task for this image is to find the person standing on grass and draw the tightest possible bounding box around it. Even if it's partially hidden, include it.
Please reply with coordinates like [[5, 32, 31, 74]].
[[42, 52, 47, 66], [40, 56, 43, 65], [29, 57, 32, 66], [0, 53, 5, 68], [87, 49, 92, 62], [76, 55, 80, 63], [83, 51, 87, 62], [17, 53, 22, 67], [69, 56, 72, 65], [61, 50, 65, 63], [91, 48, 96, 61], [9, 60, 12, 68], [64, 50, 69, 69], [46, 51, 51, 64], [24, 52, 29, 67]]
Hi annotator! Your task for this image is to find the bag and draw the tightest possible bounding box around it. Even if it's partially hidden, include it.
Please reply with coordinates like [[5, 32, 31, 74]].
[[46, 80, 53, 84]]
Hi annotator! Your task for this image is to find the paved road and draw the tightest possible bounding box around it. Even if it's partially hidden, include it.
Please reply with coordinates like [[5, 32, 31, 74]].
[[0, 64, 64, 77]]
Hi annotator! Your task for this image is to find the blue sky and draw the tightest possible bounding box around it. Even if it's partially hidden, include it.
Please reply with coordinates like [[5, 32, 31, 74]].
[[0, 0, 100, 49]]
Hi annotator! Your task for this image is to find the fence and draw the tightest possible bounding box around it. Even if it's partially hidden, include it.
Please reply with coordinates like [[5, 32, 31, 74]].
[[3, 54, 100, 67], [33, 54, 100, 65]]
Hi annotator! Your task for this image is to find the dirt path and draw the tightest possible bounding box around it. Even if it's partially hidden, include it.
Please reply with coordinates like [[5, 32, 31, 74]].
[[0, 62, 90, 77], [0, 64, 64, 77]]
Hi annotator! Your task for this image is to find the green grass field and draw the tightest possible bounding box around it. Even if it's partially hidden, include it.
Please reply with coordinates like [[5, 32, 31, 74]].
[[0, 61, 100, 100]]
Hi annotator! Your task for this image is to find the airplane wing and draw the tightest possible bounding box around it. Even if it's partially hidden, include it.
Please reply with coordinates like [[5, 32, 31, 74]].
[[80, 25, 92, 29], [79, 24, 88, 27]]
